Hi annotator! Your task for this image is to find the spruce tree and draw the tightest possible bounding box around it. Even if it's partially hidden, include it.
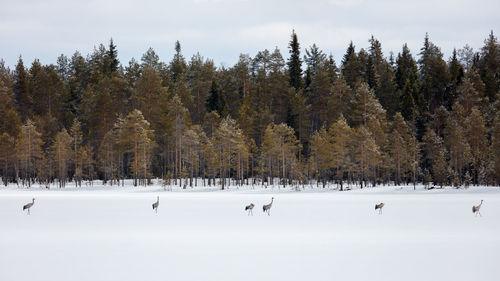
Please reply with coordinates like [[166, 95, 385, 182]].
[[287, 30, 303, 90], [479, 31, 500, 101], [341, 42, 362, 88], [13, 56, 32, 121], [206, 80, 227, 117], [107, 38, 119, 75]]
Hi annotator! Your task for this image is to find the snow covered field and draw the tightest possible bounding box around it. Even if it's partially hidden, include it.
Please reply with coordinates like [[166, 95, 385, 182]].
[[1, 183, 499, 281]]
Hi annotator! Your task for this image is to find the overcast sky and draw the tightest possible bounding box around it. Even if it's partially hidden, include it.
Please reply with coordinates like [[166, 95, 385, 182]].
[[1, 0, 499, 69]]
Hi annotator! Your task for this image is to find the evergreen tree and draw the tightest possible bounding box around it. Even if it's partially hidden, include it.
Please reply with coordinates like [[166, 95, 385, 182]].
[[422, 127, 448, 187], [389, 113, 411, 185], [134, 66, 168, 124], [349, 82, 385, 127], [206, 79, 227, 117], [107, 38, 120, 75], [341, 42, 363, 88], [167, 95, 190, 182], [70, 119, 83, 186], [187, 53, 216, 124], [16, 119, 43, 187], [493, 111, 500, 184], [327, 76, 352, 124], [456, 77, 484, 115], [287, 30, 303, 90], [0, 133, 15, 185], [329, 115, 352, 190], [13, 56, 32, 121], [0, 80, 22, 137], [351, 126, 380, 188], [464, 107, 488, 184], [304, 44, 332, 131], [418, 33, 450, 113], [287, 89, 310, 159], [51, 128, 72, 187], [122, 110, 154, 186], [447, 49, 464, 107], [310, 126, 332, 187], [479, 31, 500, 101]]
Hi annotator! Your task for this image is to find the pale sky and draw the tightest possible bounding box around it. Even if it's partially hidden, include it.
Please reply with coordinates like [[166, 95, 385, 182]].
[[0, 0, 499, 69]]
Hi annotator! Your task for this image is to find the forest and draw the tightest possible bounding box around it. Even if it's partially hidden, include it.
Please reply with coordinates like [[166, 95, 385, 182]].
[[0, 31, 499, 189]]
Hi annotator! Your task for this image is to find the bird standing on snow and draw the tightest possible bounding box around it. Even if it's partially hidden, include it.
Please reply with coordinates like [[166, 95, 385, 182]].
[[263, 197, 274, 216], [245, 203, 255, 216], [152, 196, 159, 214], [23, 198, 35, 215], [375, 202, 385, 214], [472, 200, 483, 217]]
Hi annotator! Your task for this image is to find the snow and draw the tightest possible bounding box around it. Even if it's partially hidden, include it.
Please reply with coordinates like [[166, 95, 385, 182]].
[[1, 182, 499, 281]]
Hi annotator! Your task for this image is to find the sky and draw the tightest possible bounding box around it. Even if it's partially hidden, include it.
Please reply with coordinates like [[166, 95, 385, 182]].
[[0, 0, 499, 69]]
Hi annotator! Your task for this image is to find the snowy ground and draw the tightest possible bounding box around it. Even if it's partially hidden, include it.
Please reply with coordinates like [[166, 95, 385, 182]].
[[1, 182, 499, 281]]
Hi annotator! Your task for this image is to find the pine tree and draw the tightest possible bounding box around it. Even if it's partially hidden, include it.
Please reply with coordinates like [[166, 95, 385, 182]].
[[268, 47, 289, 124], [390, 113, 410, 185], [310, 126, 332, 187], [456, 77, 484, 115], [351, 126, 380, 188], [134, 66, 168, 124], [493, 111, 500, 185], [123, 110, 154, 186], [304, 44, 332, 131], [0, 80, 22, 137], [141, 47, 161, 71], [327, 76, 352, 124], [182, 126, 202, 187], [16, 119, 43, 187], [287, 88, 310, 159], [422, 127, 448, 187], [349, 82, 385, 127], [329, 115, 352, 190], [464, 107, 488, 184], [70, 119, 83, 186], [51, 128, 72, 187], [202, 110, 221, 138], [0, 133, 15, 186], [167, 95, 190, 182], [187, 53, 216, 124], [213, 116, 243, 189]]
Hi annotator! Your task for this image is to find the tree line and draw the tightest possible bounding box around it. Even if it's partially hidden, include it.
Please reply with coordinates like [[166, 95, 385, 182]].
[[0, 32, 500, 189]]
